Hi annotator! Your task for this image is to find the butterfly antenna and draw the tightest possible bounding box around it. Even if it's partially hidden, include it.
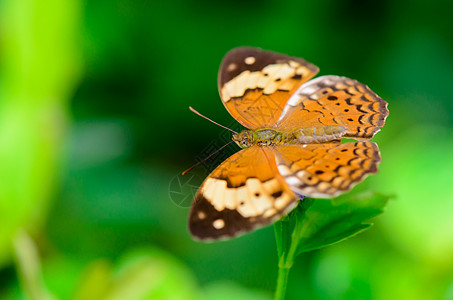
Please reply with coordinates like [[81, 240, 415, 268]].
[[189, 107, 238, 134], [182, 141, 234, 175]]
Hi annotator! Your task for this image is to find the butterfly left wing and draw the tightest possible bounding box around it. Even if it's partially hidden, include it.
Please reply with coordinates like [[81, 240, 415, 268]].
[[189, 146, 296, 240], [273, 142, 381, 198], [218, 47, 319, 129]]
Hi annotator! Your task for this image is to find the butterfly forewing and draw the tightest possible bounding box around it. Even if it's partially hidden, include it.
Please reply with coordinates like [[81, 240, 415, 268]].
[[273, 142, 381, 198], [276, 76, 389, 141], [218, 47, 319, 129], [189, 146, 297, 240]]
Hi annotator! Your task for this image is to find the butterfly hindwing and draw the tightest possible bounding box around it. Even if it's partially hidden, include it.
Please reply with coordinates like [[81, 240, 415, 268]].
[[277, 76, 389, 141], [273, 142, 381, 198], [218, 47, 319, 129], [189, 146, 296, 240]]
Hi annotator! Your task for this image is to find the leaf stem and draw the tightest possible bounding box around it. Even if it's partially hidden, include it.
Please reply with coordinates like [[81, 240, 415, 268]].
[[274, 200, 312, 300], [275, 263, 290, 300]]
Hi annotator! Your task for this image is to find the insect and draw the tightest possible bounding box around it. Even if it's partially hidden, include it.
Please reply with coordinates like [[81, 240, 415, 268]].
[[188, 47, 389, 241]]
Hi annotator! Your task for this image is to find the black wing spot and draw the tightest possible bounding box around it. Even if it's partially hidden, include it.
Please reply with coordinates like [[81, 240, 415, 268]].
[[254, 192, 260, 197], [341, 149, 348, 152], [315, 170, 324, 174], [328, 96, 338, 100], [275, 78, 281, 82], [344, 109, 349, 112], [347, 118, 353, 121], [271, 191, 283, 198]]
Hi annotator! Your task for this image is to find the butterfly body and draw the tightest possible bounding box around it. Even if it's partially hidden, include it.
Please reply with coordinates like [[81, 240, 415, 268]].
[[233, 125, 348, 148], [189, 47, 389, 241]]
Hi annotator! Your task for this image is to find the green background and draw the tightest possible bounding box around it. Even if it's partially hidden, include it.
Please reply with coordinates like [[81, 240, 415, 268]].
[[1, 0, 453, 299]]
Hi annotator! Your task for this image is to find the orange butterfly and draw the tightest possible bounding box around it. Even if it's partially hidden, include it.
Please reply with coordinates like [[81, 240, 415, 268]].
[[188, 47, 388, 240]]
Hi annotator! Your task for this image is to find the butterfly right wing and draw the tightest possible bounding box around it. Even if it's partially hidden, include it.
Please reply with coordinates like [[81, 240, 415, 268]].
[[189, 145, 296, 240], [272, 142, 381, 198], [218, 47, 319, 129], [276, 76, 389, 141]]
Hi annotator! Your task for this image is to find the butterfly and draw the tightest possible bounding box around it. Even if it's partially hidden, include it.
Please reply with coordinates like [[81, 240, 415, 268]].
[[188, 47, 389, 241]]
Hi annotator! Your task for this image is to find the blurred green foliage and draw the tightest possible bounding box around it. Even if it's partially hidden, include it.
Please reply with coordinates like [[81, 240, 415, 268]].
[[0, 0, 81, 267], [1, 0, 453, 299]]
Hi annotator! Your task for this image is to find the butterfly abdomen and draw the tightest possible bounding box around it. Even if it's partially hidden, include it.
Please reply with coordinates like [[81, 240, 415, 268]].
[[286, 125, 347, 144]]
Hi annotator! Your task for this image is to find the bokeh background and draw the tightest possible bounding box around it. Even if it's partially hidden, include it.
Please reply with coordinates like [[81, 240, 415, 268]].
[[1, 0, 453, 299]]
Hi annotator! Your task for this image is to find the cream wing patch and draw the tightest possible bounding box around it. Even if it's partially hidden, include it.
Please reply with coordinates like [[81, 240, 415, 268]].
[[221, 62, 307, 102], [217, 47, 319, 129], [201, 177, 293, 218]]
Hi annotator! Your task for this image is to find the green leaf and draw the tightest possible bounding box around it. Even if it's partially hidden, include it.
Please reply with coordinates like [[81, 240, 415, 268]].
[[295, 191, 391, 255], [274, 192, 390, 299]]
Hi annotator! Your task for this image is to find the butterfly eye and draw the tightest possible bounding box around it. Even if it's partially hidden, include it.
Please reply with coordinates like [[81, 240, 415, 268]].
[[238, 137, 250, 148]]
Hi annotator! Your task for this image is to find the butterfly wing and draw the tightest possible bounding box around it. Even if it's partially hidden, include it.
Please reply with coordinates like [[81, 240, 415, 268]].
[[218, 47, 319, 129], [276, 76, 389, 141], [273, 142, 381, 198], [189, 145, 296, 240]]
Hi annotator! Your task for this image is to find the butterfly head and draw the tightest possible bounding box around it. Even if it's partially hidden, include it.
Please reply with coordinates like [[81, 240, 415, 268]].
[[232, 130, 253, 148]]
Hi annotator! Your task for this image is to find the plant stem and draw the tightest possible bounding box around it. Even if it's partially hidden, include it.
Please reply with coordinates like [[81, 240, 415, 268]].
[[274, 200, 312, 300], [274, 223, 303, 300], [275, 265, 290, 300]]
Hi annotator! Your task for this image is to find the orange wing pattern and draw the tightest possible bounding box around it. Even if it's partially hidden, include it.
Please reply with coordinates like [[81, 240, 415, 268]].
[[218, 47, 319, 129], [276, 76, 389, 141], [189, 146, 296, 240], [273, 142, 381, 198]]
